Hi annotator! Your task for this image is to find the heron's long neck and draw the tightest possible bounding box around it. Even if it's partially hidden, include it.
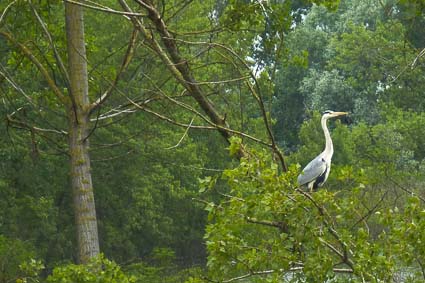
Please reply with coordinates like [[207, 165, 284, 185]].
[[321, 117, 333, 159]]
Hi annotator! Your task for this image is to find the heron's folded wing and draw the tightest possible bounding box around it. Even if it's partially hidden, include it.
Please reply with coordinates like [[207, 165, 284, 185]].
[[297, 157, 327, 186]]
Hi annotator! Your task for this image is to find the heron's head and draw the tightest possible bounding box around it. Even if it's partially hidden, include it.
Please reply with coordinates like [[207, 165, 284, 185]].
[[322, 110, 349, 119]]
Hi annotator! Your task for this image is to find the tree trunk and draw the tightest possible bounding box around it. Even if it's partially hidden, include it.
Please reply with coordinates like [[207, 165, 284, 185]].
[[65, 2, 100, 263]]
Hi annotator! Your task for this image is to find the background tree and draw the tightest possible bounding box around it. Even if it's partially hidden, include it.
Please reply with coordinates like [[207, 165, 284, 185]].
[[1, 0, 293, 270], [65, 1, 100, 262], [1, 0, 104, 263]]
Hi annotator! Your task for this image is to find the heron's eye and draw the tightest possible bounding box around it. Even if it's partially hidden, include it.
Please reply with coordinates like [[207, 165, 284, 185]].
[[322, 110, 333, 115]]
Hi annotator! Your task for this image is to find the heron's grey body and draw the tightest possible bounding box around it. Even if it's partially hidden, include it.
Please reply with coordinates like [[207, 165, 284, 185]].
[[297, 153, 330, 191], [297, 110, 348, 191]]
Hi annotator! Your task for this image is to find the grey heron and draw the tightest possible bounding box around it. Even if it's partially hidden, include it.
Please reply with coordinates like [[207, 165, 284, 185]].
[[297, 110, 348, 191]]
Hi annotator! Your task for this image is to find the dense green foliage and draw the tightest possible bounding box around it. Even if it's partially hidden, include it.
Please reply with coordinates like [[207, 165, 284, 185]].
[[1, 0, 425, 282]]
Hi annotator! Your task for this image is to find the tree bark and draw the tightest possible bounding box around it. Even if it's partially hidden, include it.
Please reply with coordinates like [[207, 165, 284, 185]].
[[65, 2, 100, 263]]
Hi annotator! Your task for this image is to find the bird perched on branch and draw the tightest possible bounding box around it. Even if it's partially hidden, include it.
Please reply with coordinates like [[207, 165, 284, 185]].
[[297, 110, 348, 191]]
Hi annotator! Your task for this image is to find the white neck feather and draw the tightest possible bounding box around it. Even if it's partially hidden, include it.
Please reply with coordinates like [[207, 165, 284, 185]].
[[321, 116, 333, 161]]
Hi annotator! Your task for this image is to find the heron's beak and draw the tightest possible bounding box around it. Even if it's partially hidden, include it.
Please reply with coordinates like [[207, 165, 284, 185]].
[[332, 111, 349, 117]]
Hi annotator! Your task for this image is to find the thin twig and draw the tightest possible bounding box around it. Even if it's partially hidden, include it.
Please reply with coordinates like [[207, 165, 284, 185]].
[[120, 0, 236, 147], [62, 0, 145, 17], [351, 190, 389, 229], [165, 117, 194, 149], [90, 28, 139, 112], [129, 99, 274, 147], [6, 114, 68, 135], [0, 65, 35, 106], [0, 0, 17, 26], [295, 188, 355, 269], [245, 216, 288, 233], [385, 172, 425, 203], [165, 37, 287, 170], [0, 31, 68, 105], [93, 107, 137, 121], [411, 48, 425, 69], [215, 266, 353, 283], [30, 1, 70, 86]]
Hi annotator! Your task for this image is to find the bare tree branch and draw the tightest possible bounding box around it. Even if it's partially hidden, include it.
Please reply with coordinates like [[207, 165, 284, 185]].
[[93, 107, 137, 121], [351, 190, 389, 229], [296, 188, 355, 270], [6, 113, 68, 135], [62, 0, 146, 17], [165, 116, 194, 149], [119, 0, 234, 144], [209, 266, 353, 283], [318, 237, 345, 260], [30, 1, 70, 86], [163, 36, 287, 170], [0, 0, 17, 26], [0, 64, 35, 106], [385, 171, 425, 203], [210, 43, 286, 171], [411, 48, 425, 69], [90, 28, 139, 112], [93, 68, 275, 148], [245, 216, 289, 233], [0, 31, 69, 106], [71, 0, 286, 165], [128, 98, 274, 147]]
